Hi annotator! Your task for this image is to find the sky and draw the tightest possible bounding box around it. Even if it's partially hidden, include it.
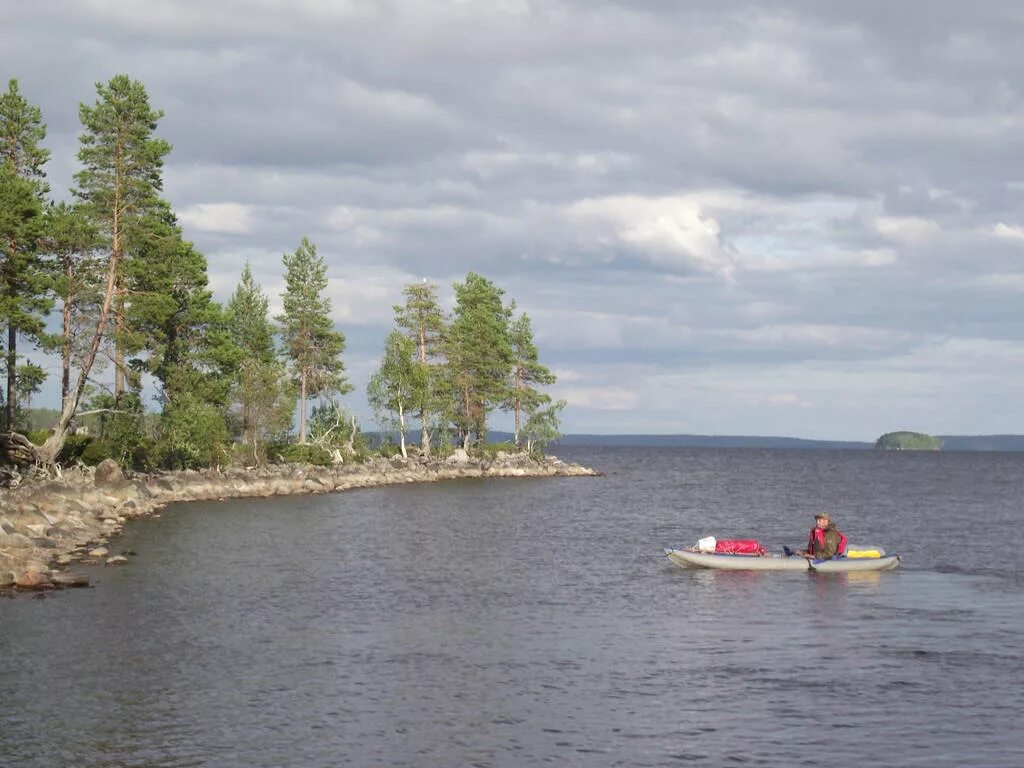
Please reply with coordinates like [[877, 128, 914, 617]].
[[3, 0, 1024, 440]]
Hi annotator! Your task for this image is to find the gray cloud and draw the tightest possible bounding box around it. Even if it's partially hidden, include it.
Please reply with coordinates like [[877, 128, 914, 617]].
[[4, 0, 1024, 438]]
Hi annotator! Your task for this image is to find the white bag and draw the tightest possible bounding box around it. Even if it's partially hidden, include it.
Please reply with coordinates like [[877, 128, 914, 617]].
[[696, 535, 717, 553]]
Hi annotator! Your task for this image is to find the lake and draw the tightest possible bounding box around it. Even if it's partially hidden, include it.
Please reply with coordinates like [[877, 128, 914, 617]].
[[2, 446, 1022, 767]]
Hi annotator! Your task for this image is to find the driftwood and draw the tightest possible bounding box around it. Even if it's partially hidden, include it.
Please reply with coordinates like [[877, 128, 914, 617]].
[[0, 431, 39, 467]]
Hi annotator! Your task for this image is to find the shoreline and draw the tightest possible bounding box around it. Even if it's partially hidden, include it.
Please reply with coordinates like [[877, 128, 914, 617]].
[[1, 453, 598, 594]]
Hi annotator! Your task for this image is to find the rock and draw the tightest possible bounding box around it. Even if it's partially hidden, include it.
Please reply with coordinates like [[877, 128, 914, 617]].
[[446, 448, 470, 464], [0, 532, 34, 548], [105, 555, 129, 566], [94, 458, 125, 487], [0, 571, 15, 587], [51, 571, 89, 587], [88, 546, 109, 558], [15, 570, 53, 590]]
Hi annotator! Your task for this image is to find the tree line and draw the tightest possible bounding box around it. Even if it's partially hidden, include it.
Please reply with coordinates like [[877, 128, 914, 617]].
[[0, 76, 562, 471]]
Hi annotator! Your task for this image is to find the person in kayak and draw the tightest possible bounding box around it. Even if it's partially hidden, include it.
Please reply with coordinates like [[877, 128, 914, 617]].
[[801, 512, 847, 559]]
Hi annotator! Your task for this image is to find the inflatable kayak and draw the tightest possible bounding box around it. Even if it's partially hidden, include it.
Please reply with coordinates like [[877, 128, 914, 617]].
[[665, 548, 900, 572]]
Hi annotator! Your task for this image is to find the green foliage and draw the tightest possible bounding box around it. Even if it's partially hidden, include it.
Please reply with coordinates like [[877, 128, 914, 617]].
[[89, 391, 151, 468], [58, 433, 93, 465], [504, 312, 556, 445], [24, 429, 48, 446], [45, 201, 103, 407], [227, 262, 276, 364], [74, 74, 170, 234], [230, 357, 296, 465], [267, 442, 334, 466], [308, 399, 365, 455], [367, 330, 419, 455], [475, 440, 517, 460], [277, 237, 350, 442], [80, 438, 112, 466], [1, 79, 52, 430], [522, 400, 566, 455], [875, 431, 942, 451], [156, 393, 229, 469], [393, 280, 448, 457], [447, 272, 514, 448]]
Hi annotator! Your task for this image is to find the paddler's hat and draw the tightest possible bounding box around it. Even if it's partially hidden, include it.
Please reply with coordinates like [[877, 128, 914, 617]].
[[815, 512, 831, 521]]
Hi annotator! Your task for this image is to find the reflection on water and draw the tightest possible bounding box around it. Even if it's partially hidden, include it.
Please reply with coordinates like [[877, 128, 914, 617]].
[[2, 447, 1023, 767]]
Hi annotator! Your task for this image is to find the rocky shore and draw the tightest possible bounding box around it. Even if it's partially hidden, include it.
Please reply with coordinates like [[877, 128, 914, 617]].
[[0, 451, 597, 595]]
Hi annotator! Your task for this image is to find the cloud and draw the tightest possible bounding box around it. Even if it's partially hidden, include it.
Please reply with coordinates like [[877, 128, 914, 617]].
[[875, 215, 941, 243], [992, 222, 1024, 241], [5, 0, 1024, 439], [564, 195, 734, 276], [178, 203, 255, 234]]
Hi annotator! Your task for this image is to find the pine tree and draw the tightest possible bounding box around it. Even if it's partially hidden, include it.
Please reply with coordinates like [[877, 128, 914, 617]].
[[227, 263, 275, 364], [504, 312, 557, 446], [277, 237, 350, 443], [0, 79, 51, 431], [226, 263, 293, 463], [393, 280, 446, 456], [37, 75, 172, 464], [74, 74, 171, 404], [446, 272, 513, 450]]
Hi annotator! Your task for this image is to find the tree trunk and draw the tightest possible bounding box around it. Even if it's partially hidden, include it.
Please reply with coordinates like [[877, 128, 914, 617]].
[[398, 402, 407, 458], [5, 321, 15, 431], [61, 261, 73, 410], [298, 372, 307, 443], [513, 365, 523, 446], [462, 387, 472, 451], [36, 245, 121, 465], [114, 295, 125, 402], [420, 406, 431, 457]]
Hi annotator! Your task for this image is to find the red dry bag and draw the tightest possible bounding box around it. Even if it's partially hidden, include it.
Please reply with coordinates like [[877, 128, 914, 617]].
[[714, 539, 766, 556]]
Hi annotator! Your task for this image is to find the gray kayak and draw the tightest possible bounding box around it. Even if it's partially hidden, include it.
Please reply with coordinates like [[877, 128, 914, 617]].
[[665, 548, 900, 572]]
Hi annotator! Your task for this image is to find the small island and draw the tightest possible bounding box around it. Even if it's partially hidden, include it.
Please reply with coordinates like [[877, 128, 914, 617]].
[[875, 431, 942, 451]]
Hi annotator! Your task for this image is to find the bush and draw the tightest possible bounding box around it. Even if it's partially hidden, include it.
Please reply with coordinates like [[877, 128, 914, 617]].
[[268, 443, 334, 466], [24, 430, 50, 446], [81, 439, 112, 466], [476, 441, 518, 460], [156, 396, 230, 470], [58, 434, 94, 465]]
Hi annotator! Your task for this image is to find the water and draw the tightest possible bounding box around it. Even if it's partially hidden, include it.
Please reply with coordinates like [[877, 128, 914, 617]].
[[2, 447, 1022, 767]]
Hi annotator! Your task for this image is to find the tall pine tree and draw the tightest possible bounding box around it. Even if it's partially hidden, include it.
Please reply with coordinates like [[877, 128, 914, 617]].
[[393, 280, 446, 456], [504, 312, 557, 446], [38, 75, 171, 464], [447, 272, 513, 450], [277, 238, 349, 443], [227, 263, 294, 463], [0, 79, 51, 431], [74, 74, 171, 404]]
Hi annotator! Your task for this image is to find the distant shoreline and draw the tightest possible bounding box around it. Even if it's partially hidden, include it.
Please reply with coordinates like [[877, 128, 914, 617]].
[[552, 434, 1024, 451]]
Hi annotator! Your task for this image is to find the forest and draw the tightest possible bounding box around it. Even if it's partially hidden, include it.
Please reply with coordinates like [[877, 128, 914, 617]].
[[0, 76, 563, 474]]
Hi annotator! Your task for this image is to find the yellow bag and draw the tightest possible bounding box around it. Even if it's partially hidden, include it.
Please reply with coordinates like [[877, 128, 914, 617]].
[[847, 548, 883, 559]]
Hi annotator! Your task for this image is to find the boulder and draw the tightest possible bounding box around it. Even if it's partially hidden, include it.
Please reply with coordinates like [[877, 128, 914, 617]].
[[446, 448, 470, 464], [105, 555, 129, 566], [15, 570, 53, 590], [50, 571, 89, 587], [94, 459, 125, 488]]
